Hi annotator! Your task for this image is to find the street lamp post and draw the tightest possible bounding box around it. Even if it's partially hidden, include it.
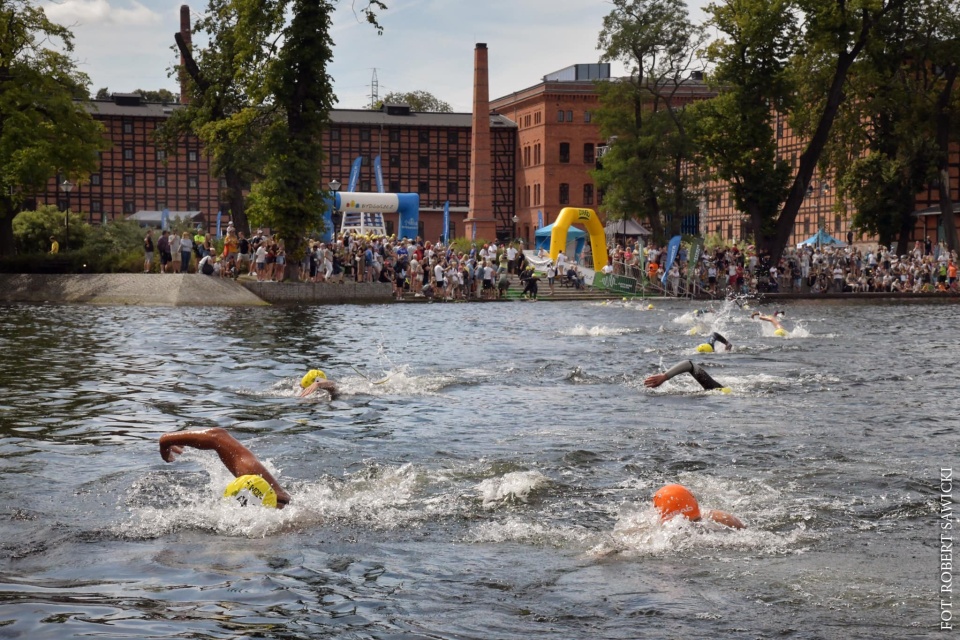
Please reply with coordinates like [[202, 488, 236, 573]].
[[60, 179, 74, 252], [512, 214, 519, 242]]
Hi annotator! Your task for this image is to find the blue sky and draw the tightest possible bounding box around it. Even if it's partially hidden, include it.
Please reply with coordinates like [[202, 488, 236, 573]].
[[40, 0, 711, 112]]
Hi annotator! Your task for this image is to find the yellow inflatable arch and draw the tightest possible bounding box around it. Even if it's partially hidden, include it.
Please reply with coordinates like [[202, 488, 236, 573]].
[[548, 207, 609, 272]]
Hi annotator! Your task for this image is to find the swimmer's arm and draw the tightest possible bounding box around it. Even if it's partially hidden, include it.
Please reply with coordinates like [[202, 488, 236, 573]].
[[644, 360, 694, 388], [297, 380, 338, 399], [703, 508, 745, 529], [159, 428, 290, 507]]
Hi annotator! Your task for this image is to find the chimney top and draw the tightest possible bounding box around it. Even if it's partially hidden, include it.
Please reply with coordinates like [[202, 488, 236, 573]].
[[476, 43, 487, 49]]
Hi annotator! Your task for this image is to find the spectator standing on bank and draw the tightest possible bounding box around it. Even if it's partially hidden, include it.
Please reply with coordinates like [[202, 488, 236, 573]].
[[143, 229, 155, 273], [179, 232, 193, 273]]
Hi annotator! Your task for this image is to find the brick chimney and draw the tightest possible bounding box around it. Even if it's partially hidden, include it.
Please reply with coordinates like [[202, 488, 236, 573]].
[[179, 5, 192, 104], [465, 43, 497, 241]]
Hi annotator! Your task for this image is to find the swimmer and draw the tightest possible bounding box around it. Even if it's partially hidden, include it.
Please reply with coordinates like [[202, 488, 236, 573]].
[[751, 311, 788, 336], [298, 369, 339, 399], [159, 427, 290, 508], [696, 331, 733, 353], [653, 483, 745, 529], [643, 360, 728, 392]]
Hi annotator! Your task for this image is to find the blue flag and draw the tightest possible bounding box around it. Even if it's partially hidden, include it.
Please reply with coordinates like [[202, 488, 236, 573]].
[[347, 156, 362, 192], [374, 155, 384, 193], [160, 207, 169, 231], [660, 235, 682, 286], [537, 209, 544, 229], [216, 209, 223, 238], [443, 201, 450, 244]]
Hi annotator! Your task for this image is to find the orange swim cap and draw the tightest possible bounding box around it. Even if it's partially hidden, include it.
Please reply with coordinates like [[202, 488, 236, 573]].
[[653, 484, 701, 521]]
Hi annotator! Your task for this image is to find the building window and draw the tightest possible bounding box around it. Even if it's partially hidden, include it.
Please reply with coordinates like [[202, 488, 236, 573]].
[[360, 179, 371, 191], [156, 202, 166, 211], [523, 146, 531, 167], [534, 184, 541, 206], [559, 183, 570, 204], [447, 130, 458, 144], [58, 199, 68, 210], [123, 148, 134, 160], [330, 153, 341, 165], [418, 181, 428, 194], [188, 150, 198, 162], [559, 143, 570, 163], [419, 155, 429, 169], [566, 110, 573, 122], [360, 129, 371, 142], [156, 149, 166, 161], [584, 111, 592, 123], [92, 200, 101, 212], [123, 175, 134, 187], [90, 174, 101, 186], [524, 185, 531, 207], [390, 180, 401, 192], [157, 175, 167, 188], [419, 130, 429, 143], [188, 176, 199, 188], [389, 129, 400, 142], [123, 121, 133, 134], [534, 111, 541, 124], [390, 155, 400, 167], [534, 144, 541, 165], [447, 156, 458, 170], [583, 143, 595, 164], [447, 181, 458, 195], [187, 201, 199, 211], [123, 201, 134, 213], [331, 129, 340, 141], [557, 110, 564, 122], [361, 155, 369, 166], [583, 184, 594, 205], [448, 222, 456, 238]]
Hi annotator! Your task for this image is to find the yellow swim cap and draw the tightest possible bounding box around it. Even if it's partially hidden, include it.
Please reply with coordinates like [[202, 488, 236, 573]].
[[647, 304, 654, 310], [223, 475, 278, 508], [720, 387, 732, 394], [687, 327, 698, 336], [696, 343, 714, 353], [774, 328, 788, 337], [300, 369, 326, 388]]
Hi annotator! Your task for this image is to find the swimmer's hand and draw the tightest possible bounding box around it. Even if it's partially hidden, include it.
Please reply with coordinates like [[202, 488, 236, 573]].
[[160, 443, 184, 463], [703, 508, 745, 529], [644, 373, 668, 388]]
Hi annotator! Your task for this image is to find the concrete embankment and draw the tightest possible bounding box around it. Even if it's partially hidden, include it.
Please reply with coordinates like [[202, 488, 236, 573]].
[[0, 273, 397, 306], [0, 273, 269, 306]]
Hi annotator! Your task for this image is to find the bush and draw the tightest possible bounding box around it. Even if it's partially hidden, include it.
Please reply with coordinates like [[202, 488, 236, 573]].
[[13, 205, 89, 254]]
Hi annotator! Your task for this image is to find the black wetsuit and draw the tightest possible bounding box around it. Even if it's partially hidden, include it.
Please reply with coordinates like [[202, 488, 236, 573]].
[[706, 332, 731, 351], [662, 360, 724, 390]]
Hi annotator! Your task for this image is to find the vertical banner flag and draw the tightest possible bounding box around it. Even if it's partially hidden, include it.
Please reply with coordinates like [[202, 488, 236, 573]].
[[374, 155, 385, 193], [347, 156, 362, 192], [216, 210, 223, 238], [687, 238, 703, 290], [537, 209, 544, 229], [443, 201, 450, 244], [160, 207, 169, 231], [660, 235, 682, 286]]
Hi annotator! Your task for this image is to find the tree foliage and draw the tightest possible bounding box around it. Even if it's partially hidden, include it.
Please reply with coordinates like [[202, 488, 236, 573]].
[[691, 0, 910, 265], [593, 0, 706, 242], [376, 90, 452, 112], [0, 0, 106, 256]]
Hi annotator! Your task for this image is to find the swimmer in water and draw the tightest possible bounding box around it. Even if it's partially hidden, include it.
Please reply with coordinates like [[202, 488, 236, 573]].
[[653, 483, 745, 529], [298, 369, 339, 398], [751, 311, 787, 335], [643, 360, 728, 391], [696, 331, 733, 353], [159, 427, 290, 508]]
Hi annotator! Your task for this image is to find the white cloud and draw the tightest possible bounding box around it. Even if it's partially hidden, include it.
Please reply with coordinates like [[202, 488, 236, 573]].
[[41, 0, 162, 27]]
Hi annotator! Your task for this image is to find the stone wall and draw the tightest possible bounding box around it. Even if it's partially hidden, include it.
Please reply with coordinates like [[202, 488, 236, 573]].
[[240, 281, 394, 305]]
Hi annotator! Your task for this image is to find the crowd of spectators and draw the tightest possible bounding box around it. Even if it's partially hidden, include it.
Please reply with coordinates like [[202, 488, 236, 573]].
[[609, 235, 959, 296]]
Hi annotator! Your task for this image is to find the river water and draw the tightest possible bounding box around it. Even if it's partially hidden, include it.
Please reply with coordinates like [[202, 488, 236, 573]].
[[0, 299, 950, 639]]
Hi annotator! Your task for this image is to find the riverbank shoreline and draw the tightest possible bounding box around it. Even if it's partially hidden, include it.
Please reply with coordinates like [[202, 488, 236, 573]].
[[0, 273, 957, 306]]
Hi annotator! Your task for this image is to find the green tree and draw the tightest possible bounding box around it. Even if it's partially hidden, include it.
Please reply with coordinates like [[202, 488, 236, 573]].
[[0, 0, 106, 256], [376, 90, 452, 112], [692, 0, 910, 265], [12, 204, 88, 254], [594, 0, 707, 242]]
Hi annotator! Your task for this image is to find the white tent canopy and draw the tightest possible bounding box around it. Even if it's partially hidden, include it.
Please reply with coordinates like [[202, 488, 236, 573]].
[[604, 219, 651, 237], [127, 210, 203, 227]]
